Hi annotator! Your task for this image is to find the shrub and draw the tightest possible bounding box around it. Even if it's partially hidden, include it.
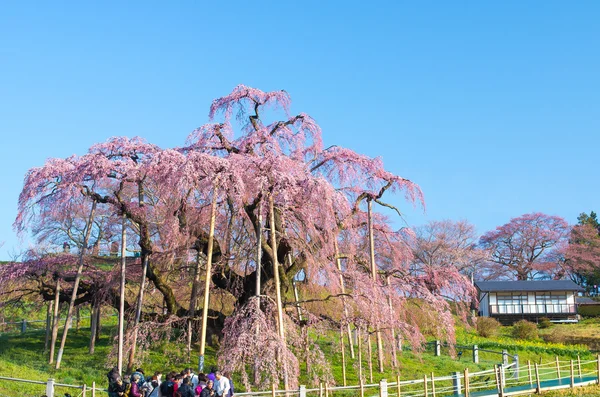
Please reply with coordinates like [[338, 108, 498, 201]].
[[542, 328, 569, 344], [512, 320, 538, 340], [476, 317, 500, 338], [537, 317, 553, 329]]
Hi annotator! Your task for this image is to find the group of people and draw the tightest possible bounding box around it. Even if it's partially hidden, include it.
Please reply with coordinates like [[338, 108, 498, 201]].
[[107, 367, 234, 397]]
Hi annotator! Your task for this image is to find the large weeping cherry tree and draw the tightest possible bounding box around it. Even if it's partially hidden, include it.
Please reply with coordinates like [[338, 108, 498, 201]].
[[11, 85, 475, 386]]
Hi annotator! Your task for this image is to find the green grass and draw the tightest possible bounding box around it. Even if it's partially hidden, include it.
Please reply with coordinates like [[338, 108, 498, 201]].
[[0, 318, 598, 397]]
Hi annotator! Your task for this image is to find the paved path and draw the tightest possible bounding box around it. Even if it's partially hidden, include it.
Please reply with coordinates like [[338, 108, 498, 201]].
[[469, 375, 597, 397]]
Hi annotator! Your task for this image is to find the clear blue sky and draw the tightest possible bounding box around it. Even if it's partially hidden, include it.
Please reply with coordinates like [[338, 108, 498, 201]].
[[1, 1, 598, 260]]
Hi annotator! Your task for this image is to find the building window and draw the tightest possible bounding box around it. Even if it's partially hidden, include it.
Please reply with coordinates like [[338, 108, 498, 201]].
[[495, 292, 527, 313], [535, 291, 569, 313]]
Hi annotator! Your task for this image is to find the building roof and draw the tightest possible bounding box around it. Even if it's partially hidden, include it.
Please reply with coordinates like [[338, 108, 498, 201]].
[[474, 280, 585, 292], [576, 296, 600, 305]]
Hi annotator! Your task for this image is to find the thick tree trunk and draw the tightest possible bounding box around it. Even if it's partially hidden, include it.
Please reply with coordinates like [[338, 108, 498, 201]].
[[56, 201, 97, 369], [199, 189, 218, 372], [367, 199, 384, 373], [49, 280, 60, 364], [118, 213, 127, 375]]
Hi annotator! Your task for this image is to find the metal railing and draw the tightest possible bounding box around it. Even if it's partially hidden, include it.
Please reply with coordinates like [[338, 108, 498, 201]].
[[489, 303, 577, 315]]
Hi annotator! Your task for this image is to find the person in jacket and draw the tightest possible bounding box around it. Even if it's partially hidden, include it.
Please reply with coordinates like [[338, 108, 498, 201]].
[[200, 380, 215, 397], [108, 376, 124, 397], [130, 374, 143, 397], [213, 371, 230, 397], [178, 377, 195, 397]]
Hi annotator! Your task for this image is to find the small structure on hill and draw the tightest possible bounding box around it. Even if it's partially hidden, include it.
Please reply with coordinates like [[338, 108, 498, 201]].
[[474, 280, 584, 324]]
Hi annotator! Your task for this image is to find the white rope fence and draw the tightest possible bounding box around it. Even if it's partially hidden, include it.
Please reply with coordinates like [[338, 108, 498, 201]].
[[0, 356, 598, 397]]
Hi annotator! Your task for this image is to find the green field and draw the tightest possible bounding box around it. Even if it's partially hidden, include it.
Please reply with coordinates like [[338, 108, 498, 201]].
[[1, 313, 599, 397]]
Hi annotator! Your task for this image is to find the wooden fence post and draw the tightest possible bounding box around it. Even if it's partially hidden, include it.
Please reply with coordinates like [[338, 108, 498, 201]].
[[319, 382, 323, 397], [83, 384, 87, 397], [464, 368, 469, 397], [92, 381, 96, 397], [299, 385, 306, 397], [534, 363, 541, 394], [272, 383, 276, 397], [423, 375, 428, 397], [435, 341, 441, 357], [528, 360, 533, 386], [577, 355, 582, 379], [396, 375, 401, 397], [325, 382, 329, 397], [379, 379, 387, 397], [570, 360, 574, 388], [430, 372, 436, 397], [46, 379, 55, 397], [555, 356, 561, 379], [472, 345, 479, 364], [494, 365, 500, 393]]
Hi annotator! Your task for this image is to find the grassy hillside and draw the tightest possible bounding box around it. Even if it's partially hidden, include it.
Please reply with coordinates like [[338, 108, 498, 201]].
[[0, 315, 598, 397]]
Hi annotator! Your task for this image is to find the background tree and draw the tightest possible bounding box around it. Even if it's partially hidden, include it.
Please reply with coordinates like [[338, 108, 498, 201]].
[[412, 219, 487, 283], [480, 212, 569, 280], [563, 211, 600, 293]]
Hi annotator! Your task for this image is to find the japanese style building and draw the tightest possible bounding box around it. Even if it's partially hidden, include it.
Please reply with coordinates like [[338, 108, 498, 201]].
[[474, 280, 584, 324]]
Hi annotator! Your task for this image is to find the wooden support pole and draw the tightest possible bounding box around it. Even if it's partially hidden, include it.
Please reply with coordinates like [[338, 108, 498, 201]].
[[367, 199, 384, 373], [570, 360, 575, 388], [528, 360, 533, 386], [319, 382, 323, 397], [430, 372, 436, 397], [396, 375, 401, 397], [92, 381, 96, 397], [82, 384, 87, 397], [423, 375, 428, 397], [360, 378, 364, 397], [49, 279, 61, 364], [117, 213, 127, 375], [272, 383, 276, 397], [324, 382, 329, 397], [44, 301, 52, 353], [334, 239, 355, 359], [464, 368, 469, 397], [199, 189, 218, 372], [577, 355, 582, 379], [340, 327, 347, 386], [535, 363, 541, 394], [358, 327, 363, 384], [555, 356, 561, 379], [368, 332, 374, 383], [56, 201, 96, 369]]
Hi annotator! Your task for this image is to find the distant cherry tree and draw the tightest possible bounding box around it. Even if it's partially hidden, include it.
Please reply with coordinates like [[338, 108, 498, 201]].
[[563, 213, 600, 292], [480, 212, 569, 280]]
